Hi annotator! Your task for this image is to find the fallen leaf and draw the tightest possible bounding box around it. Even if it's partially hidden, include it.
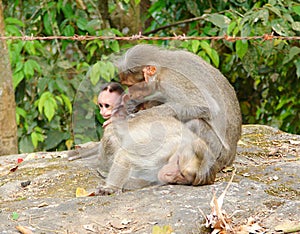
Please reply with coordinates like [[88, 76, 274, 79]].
[[121, 219, 131, 225], [21, 181, 31, 188], [289, 140, 300, 145], [222, 166, 234, 172], [11, 212, 19, 220], [10, 165, 18, 172], [152, 225, 173, 234], [75, 187, 95, 197], [83, 224, 99, 232], [24, 153, 38, 160], [275, 221, 300, 233], [110, 220, 126, 229], [17, 158, 24, 163], [268, 147, 280, 156], [37, 202, 48, 208], [15, 226, 34, 234]]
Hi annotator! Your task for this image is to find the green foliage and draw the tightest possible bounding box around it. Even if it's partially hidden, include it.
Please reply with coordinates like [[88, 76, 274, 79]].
[[3, 0, 300, 154], [145, 0, 300, 134], [4, 0, 122, 152]]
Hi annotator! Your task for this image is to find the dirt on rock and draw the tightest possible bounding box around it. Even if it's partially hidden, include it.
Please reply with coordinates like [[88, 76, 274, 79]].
[[0, 125, 299, 234]]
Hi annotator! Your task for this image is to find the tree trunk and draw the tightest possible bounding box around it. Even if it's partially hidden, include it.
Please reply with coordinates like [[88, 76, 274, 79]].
[[0, 0, 18, 155]]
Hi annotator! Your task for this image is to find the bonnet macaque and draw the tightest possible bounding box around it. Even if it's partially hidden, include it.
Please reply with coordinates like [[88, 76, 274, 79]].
[[97, 82, 127, 127], [96, 113, 215, 195], [115, 44, 242, 184], [67, 82, 125, 161]]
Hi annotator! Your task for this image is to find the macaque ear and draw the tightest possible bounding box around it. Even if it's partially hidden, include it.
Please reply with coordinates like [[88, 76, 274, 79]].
[[143, 65, 157, 83], [147, 65, 157, 76], [122, 94, 130, 105]]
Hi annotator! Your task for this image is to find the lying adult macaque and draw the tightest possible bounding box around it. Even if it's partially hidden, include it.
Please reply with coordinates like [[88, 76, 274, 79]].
[[96, 113, 215, 195], [115, 44, 242, 184]]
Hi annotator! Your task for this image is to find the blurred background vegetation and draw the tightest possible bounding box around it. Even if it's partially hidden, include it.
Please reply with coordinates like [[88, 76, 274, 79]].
[[2, 0, 300, 153]]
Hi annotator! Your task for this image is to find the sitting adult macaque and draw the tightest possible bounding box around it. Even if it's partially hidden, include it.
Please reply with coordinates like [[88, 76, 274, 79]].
[[113, 44, 242, 186], [96, 112, 215, 195]]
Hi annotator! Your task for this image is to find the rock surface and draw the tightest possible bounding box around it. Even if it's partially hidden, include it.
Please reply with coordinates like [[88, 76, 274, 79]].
[[0, 125, 299, 234]]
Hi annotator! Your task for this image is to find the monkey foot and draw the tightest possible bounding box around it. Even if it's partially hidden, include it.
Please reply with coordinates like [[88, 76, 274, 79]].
[[95, 186, 120, 196]]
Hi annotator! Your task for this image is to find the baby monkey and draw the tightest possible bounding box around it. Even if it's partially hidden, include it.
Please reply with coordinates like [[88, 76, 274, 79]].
[[97, 82, 127, 128], [67, 82, 126, 161]]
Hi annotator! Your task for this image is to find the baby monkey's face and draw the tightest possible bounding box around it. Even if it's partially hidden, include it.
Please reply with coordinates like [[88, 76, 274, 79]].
[[98, 90, 122, 120]]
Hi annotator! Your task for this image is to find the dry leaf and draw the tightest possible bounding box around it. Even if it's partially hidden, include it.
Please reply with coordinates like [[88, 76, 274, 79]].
[[15, 226, 34, 234], [275, 221, 300, 233], [110, 220, 127, 229], [75, 187, 95, 197], [37, 202, 48, 208], [10, 165, 18, 172], [83, 224, 99, 232], [203, 170, 236, 233]]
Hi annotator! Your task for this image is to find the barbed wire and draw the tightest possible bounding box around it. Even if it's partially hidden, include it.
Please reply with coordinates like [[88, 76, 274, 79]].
[[0, 33, 300, 41]]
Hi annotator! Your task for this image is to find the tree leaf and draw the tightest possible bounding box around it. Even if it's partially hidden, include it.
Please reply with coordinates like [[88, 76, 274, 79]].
[[24, 42, 36, 55], [200, 41, 212, 56], [90, 62, 101, 85], [205, 13, 231, 28], [292, 21, 300, 31], [293, 6, 300, 16], [44, 130, 69, 150], [61, 94, 72, 113], [44, 98, 57, 121], [13, 71, 24, 89], [31, 131, 44, 148], [24, 60, 34, 78], [19, 136, 34, 153], [76, 18, 88, 31], [38, 91, 51, 114], [62, 3, 74, 19], [236, 40, 248, 59], [191, 40, 200, 53], [227, 21, 237, 35], [210, 49, 220, 67], [16, 107, 27, 118], [294, 59, 300, 78], [24, 59, 41, 78], [110, 40, 120, 52], [283, 46, 300, 64], [43, 12, 53, 35], [5, 17, 25, 27], [63, 25, 75, 36]]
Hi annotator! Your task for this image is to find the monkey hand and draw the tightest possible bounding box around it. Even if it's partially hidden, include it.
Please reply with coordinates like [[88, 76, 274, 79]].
[[102, 119, 112, 128], [95, 185, 121, 196]]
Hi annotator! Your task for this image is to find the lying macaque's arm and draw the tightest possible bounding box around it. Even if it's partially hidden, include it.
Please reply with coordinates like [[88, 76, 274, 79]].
[[67, 142, 101, 161], [133, 102, 211, 122]]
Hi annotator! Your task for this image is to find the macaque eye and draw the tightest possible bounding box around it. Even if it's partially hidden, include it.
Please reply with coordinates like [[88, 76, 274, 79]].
[[177, 157, 185, 178], [99, 103, 111, 109], [128, 69, 134, 74]]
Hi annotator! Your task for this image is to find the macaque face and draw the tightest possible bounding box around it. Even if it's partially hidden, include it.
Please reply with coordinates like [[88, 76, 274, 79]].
[[119, 68, 145, 86], [127, 81, 153, 99], [157, 155, 198, 185], [98, 90, 122, 119]]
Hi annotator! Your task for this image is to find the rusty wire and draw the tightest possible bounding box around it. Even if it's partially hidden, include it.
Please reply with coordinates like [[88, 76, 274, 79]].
[[0, 33, 300, 41]]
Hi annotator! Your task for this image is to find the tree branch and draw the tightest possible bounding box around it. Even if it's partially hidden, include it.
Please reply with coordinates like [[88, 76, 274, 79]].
[[143, 16, 207, 35]]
